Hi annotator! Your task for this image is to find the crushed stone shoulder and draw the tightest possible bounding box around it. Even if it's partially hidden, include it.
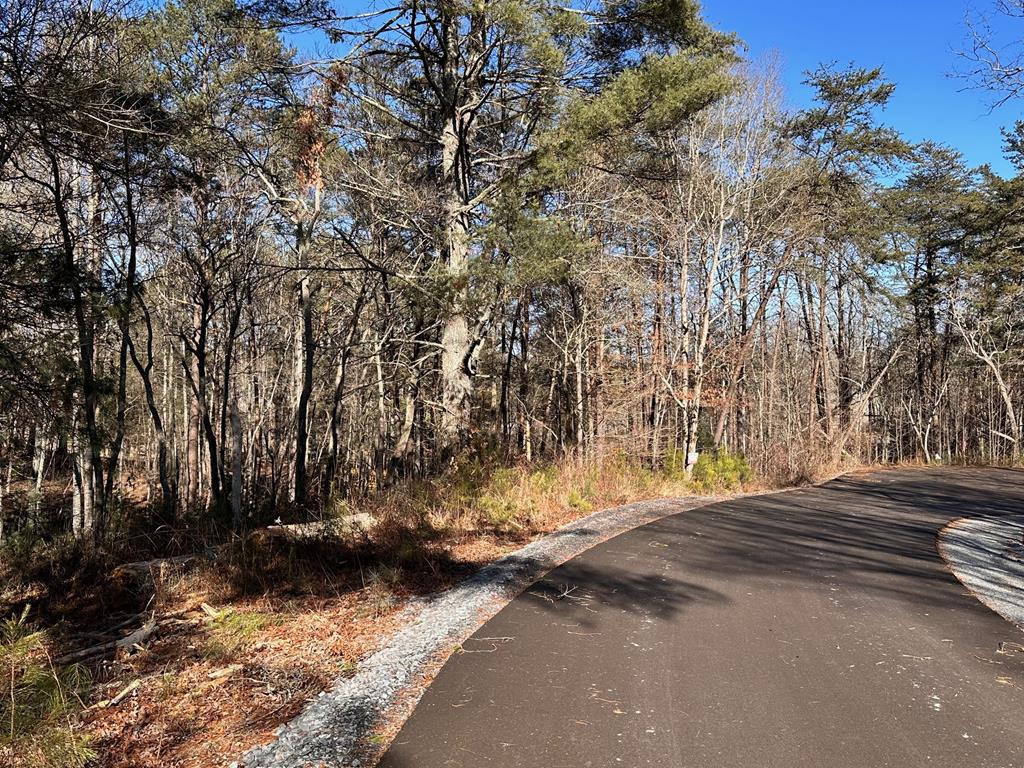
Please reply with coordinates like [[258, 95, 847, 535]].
[[240, 494, 722, 768], [938, 515, 1024, 630]]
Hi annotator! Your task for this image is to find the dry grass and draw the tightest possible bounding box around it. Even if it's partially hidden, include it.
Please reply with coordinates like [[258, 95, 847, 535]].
[[370, 454, 701, 544]]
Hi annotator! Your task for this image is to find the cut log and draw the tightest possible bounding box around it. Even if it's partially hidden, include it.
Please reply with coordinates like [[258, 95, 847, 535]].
[[254, 515, 376, 543]]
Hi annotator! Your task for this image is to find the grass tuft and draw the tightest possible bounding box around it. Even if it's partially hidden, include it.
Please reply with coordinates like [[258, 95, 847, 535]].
[[202, 609, 280, 662]]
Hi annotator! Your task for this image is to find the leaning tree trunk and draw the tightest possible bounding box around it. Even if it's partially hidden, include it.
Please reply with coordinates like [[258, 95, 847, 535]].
[[126, 300, 176, 526]]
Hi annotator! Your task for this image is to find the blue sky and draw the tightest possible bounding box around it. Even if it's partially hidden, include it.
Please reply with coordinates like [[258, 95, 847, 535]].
[[701, 0, 1019, 177]]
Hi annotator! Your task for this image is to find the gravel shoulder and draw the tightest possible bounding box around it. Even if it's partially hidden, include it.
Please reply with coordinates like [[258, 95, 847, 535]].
[[241, 493, 727, 768], [938, 514, 1024, 629]]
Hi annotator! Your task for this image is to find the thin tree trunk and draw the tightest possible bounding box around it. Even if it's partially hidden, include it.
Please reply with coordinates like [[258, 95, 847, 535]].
[[292, 221, 315, 505]]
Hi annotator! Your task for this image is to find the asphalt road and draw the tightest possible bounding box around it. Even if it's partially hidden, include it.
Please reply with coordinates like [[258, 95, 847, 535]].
[[378, 468, 1024, 768]]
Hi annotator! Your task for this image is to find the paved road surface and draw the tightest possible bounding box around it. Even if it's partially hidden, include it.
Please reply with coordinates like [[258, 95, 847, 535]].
[[379, 468, 1024, 768]]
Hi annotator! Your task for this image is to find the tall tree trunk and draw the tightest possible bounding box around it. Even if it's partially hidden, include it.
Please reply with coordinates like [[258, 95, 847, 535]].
[[186, 309, 201, 509], [183, 299, 222, 515], [436, 8, 483, 456], [46, 146, 103, 537], [292, 220, 315, 505], [519, 294, 532, 460], [104, 139, 140, 513], [230, 398, 243, 531], [31, 426, 46, 517]]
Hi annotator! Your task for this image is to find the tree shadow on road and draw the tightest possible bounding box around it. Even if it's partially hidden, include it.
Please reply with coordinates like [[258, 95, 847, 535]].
[[624, 466, 1024, 616], [495, 467, 1024, 628], [521, 560, 731, 628]]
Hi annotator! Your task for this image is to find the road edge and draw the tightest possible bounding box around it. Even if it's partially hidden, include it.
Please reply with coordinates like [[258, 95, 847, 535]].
[[239, 493, 731, 768], [937, 514, 1024, 631]]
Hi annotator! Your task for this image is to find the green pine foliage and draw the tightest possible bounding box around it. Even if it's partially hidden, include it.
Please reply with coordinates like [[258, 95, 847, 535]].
[[569, 51, 735, 140], [0, 608, 95, 768], [689, 452, 752, 492]]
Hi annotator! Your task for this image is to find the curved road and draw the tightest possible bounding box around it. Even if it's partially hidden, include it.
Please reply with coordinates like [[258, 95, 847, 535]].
[[379, 468, 1024, 768]]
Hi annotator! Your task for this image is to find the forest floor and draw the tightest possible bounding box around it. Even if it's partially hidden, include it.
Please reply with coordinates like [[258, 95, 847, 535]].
[[0, 457, 801, 768], [77, 532, 540, 768]]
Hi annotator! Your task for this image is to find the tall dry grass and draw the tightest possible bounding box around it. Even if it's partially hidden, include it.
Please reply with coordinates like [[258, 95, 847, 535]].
[[362, 451, 760, 547]]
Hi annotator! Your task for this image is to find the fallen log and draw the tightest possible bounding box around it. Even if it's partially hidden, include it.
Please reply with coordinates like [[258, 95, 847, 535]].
[[56, 616, 158, 664], [254, 514, 377, 542], [111, 555, 197, 580]]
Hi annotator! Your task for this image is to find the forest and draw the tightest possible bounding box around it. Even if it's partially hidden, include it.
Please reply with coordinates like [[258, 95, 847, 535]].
[[3, 0, 1022, 544], [0, 0, 1023, 764]]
